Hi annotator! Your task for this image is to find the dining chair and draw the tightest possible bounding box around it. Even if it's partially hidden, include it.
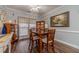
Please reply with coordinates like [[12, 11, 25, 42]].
[[0, 32, 14, 53], [42, 29, 56, 53], [5, 23, 17, 52], [28, 29, 38, 52], [36, 21, 45, 33]]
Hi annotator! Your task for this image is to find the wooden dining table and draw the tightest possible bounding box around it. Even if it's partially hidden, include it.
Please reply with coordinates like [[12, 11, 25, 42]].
[[32, 29, 48, 53]]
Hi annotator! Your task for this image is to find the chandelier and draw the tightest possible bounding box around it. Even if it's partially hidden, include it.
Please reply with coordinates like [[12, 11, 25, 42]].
[[30, 5, 41, 13]]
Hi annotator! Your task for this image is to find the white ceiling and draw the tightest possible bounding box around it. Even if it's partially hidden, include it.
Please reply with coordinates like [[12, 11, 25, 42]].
[[7, 5, 60, 15]]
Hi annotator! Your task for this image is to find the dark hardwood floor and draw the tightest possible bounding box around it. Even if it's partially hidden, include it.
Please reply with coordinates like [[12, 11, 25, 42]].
[[13, 39, 79, 53], [14, 39, 30, 53]]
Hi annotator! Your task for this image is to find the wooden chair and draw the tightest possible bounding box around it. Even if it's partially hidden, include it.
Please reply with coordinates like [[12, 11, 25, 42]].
[[36, 21, 45, 33], [28, 29, 38, 52], [42, 29, 56, 53], [5, 23, 17, 52]]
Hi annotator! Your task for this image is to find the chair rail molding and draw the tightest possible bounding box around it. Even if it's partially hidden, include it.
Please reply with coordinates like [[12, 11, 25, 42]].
[[56, 30, 79, 33]]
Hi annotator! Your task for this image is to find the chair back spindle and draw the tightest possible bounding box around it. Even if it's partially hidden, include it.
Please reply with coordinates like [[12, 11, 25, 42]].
[[36, 21, 45, 33]]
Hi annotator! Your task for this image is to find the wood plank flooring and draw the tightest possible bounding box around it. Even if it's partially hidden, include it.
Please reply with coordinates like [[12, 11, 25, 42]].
[[55, 41, 79, 53], [14, 39, 30, 53], [13, 39, 79, 53]]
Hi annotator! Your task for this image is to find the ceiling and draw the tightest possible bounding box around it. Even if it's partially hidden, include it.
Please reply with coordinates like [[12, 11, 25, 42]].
[[7, 5, 60, 15]]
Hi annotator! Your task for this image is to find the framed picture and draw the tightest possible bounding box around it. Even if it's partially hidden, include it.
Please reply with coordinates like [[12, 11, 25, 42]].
[[50, 12, 69, 27]]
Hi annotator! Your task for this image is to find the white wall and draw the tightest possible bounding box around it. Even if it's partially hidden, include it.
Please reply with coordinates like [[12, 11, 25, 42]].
[[6, 7, 39, 21], [0, 5, 39, 21], [43, 5, 79, 49], [0, 5, 40, 39]]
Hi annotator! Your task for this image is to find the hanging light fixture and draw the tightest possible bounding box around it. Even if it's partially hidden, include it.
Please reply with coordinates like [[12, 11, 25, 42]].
[[30, 5, 41, 13], [29, 5, 41, 19]]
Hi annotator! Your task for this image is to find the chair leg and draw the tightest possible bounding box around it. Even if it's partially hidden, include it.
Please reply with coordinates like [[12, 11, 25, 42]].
[[42, 43, 45, 52], [35, 40, 38, 48], [47, 44, 55, 53], [52, 45, 55, 53], [47, 44, 50, 53], [30, 41, 34, 53], [28, 40, 31, 50]]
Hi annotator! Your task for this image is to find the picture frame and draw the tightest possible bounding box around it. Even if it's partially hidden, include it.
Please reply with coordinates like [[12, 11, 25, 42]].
[[50, 12, 69, 27]]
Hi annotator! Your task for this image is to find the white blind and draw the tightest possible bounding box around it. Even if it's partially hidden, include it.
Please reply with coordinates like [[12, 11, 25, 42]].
[[18, 16, 30, 39]]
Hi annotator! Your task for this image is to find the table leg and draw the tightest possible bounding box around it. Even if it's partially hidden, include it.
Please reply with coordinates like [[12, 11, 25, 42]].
[[38, 34, 42, 53]]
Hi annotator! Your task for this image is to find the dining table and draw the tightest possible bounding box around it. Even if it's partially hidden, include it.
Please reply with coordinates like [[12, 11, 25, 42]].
[[32, 29, 48, 53]]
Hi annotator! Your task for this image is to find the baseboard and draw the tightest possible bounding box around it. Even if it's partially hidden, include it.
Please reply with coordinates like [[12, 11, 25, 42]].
[[55, 39, 79, 50]]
